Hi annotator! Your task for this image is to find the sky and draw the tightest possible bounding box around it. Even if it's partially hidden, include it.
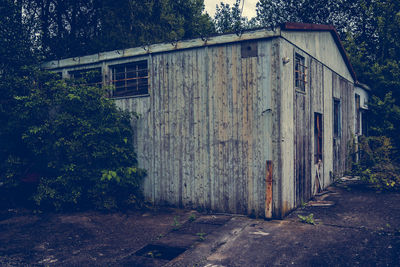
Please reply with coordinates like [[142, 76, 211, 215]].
[[204, 0, 258, 19]]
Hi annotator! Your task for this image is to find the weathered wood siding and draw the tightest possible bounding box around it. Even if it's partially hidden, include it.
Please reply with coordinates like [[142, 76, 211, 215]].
[[332, 74, 355, 176], [45, 29, 358, 218], [279, 37, 355, 217], [281, 31, 354, 82], [115, 41, 273, 217]]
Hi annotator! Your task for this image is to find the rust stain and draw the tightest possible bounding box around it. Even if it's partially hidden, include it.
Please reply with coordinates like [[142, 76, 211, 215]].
[[265, 160, 273, 218]]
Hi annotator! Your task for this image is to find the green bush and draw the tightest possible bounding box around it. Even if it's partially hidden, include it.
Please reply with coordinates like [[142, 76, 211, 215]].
[[1, 71, 145, 210], [354, 136, 400, 190], [351, 92, 400, 191]]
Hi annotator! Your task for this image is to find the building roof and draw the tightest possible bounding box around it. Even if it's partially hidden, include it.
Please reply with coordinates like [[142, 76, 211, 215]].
[[43, 22, 358, 83]]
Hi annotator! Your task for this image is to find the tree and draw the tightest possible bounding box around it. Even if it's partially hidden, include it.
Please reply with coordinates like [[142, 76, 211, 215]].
[[213, 0, 258, 34], [0, 0, 36, 183], [21, 0, 214, 59], [256, 0, 358, 34], [0, 0, 146, 210]]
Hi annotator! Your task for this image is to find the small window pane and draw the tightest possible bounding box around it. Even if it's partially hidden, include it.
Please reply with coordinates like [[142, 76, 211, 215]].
[[295, 54, 307, 92], [333, 99, 341, 138], [111, 60, 149, 97], [314, 113, 323, 163]]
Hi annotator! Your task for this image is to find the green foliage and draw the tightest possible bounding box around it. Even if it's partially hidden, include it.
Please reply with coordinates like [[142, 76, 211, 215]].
[[1, 69, 145, 210], [351, 93, 400, 191], [22, 0, 214, 59], [255, 0, 356, 33], [354, 136, 400, 191], [298, 213, 316, 225], [214, 0, 258, 33], [188, 213, 197, 222], [172, 216, 181, 231], [196, 232, 207, 241]]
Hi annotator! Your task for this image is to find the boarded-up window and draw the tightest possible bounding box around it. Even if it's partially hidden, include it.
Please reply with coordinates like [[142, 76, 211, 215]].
[[69, 68, 102, 87], [111, 60, 148, 97], [295, 54, 307, 92], [241, 41, 258, 58], [355, 94, 361, 134], [333, 99, 341, 138], [314, 113, 323, 163]]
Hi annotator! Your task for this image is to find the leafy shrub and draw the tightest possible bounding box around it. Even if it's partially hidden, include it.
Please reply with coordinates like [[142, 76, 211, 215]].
[[1, 71, 145, 210], [354, 136, 400, 190], [350, 92, 400, 191]]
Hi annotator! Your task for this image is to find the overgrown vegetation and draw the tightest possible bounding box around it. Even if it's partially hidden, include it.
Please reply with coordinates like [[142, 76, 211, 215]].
[[352, 93, 400, 190], [1, 70, 146, 211], [0, 0, 145, 211]]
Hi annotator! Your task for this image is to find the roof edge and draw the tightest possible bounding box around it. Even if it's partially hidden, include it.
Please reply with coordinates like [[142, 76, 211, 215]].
[[281, 22, 357, 82], [42, 28, 280, 70]]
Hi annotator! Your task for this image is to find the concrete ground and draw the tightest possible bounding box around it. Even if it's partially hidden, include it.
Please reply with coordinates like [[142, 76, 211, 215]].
[[1, 179, 399, 266]]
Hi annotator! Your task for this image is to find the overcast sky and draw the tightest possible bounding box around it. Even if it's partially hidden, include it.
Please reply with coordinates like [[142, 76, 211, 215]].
[[204, 0, 258, 19]]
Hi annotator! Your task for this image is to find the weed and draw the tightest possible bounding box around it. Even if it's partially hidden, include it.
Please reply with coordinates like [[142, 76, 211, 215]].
[[156, 234, 163, 240], [301, 201, 307, 208], [298, 213, 316, 225], [188, 213, 196, 222], [146, 250, 162, 258], [172, 216, 181, 231], [196, 232, 207, 241]]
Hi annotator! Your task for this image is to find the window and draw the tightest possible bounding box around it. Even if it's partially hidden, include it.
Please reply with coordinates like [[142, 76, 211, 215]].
[[361, 109, 368, 136], [333, 99, 341, 138], [295, 54, 307, 91], [355, 94, 361, 134], [69, 68, 102, 87], [314, 113, 323, 163], [111, 60, 148, 97]]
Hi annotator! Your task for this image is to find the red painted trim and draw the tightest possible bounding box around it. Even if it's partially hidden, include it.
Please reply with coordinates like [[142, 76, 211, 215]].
[[281, 23, 357, 82]]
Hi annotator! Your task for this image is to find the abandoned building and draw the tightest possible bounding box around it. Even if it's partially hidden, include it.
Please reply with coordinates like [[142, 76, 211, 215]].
[[43, 22, 370, 218]]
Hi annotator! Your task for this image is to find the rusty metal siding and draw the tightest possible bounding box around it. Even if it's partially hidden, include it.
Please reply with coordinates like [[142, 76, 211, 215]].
[[114, 40, 273, 217]]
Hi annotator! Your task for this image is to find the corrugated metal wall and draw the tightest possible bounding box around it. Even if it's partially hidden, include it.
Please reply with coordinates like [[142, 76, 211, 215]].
[[115, 40, 273, 217]]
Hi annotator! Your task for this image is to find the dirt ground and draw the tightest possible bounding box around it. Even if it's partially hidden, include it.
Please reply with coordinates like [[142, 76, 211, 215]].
[[1, 179, 400, 266]]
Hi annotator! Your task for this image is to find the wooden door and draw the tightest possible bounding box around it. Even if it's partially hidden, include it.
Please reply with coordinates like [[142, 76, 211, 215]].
[[294, 91, 311, 205]]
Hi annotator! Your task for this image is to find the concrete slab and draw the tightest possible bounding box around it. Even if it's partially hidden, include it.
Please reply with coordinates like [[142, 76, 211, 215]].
[[0, 181, 399, 266], [169, 181, 400, 267]]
